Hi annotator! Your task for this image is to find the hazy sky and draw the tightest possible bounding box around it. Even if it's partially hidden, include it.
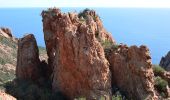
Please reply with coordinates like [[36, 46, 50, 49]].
[[0, 0, 170, 8]]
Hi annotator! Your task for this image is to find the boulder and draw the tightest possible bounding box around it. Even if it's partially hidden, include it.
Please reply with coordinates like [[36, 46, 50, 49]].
[[16, 34, 41, 81], [105, 44, 157, 100], [42, 8, 112, 99]]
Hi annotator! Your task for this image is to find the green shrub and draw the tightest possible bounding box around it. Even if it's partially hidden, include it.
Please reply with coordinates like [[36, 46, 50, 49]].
[[78, 8, 90, 19], [93, 16, 98, 21], [111, 44, 119, 50], [74, 97, 86, 100], [112, 95, 123, 100], [155, 77, 168, 92], [0, 70, 15, 85], [79, 18, 86, 23], [153, 65, 165, 75], [0, 58, 6, 65], [101, 40, 113, 49], [78, 8, 98, 21]]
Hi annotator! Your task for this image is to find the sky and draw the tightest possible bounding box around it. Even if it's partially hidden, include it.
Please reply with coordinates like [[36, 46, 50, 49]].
[[0, 0, 170, 8]]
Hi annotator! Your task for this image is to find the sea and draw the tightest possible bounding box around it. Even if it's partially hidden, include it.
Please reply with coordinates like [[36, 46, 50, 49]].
[[0, 7, 170, 64]]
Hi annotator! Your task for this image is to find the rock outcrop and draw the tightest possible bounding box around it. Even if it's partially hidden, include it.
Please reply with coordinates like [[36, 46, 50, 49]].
[[42, 8, 112, 99], [16, 34, 41, 81], [105, 44, 157, 100], [12, 8, 162, 100], [160, 51, 170, 71]]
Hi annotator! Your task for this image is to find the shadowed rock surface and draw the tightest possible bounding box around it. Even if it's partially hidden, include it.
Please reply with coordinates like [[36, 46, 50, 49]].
[[16, 34, 41, 81], [42, 8, 112, 99], [160, 51, 170, 71], [105, 44, 157, 100]]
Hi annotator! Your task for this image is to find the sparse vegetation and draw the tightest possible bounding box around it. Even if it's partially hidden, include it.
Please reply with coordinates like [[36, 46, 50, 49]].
[[38, 46, 46, 54], [4, 79, 67, 100], [0, 57, 6, 65], [153, 65, 165, 76], [0, 35, 17, 90], [101, 40, 112, 48], [78, 8, 90, 19], [0, 70, 15, 85], [78, 8, 98, 21], [0, 36, 17, 49], [101, 40, 114, 49], [0, 52, 15, 64], [112, 95, 123, 100], [79, 18, 86, 23], [154, 77, 168, 94]]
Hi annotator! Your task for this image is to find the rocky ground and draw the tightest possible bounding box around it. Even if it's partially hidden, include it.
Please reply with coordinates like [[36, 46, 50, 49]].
[[1, 8, 170, 100]]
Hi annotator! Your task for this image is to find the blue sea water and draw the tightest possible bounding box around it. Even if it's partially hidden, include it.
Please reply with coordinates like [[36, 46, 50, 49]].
[[0, 8, 170, 64]]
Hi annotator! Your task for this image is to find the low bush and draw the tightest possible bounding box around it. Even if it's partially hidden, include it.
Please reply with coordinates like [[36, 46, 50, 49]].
[[0, 57, 6, 65], [78, 8, 90, 19], [101, 40, 113, 49], [155, 76, 168, 93], [153, 65, 165, 76], [112, 95, 123, 100]]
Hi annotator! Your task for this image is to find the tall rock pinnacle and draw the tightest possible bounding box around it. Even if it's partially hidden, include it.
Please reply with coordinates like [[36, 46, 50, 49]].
[[42, 8, 112, 99]]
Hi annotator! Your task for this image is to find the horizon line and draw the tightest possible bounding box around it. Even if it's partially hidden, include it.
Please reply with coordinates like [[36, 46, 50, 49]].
[[0, 0, 170, 8]]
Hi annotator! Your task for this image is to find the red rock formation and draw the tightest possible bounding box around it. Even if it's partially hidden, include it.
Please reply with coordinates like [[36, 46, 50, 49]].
[[16, 34, 41, 81], [42, 8, 112, 99], [105, 44, 157, 100]]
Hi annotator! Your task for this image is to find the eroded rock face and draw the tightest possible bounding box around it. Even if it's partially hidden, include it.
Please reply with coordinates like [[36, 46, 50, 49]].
[[160, 51, 170, 71], [105, 44, 157, 100], [16, 34, 41, 81], [42, 8, 112, 99]]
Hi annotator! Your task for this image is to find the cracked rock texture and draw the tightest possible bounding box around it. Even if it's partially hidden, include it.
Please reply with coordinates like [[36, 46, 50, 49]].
[[42, 8, 113, 99], [16, 34, 41, 81], [105, 44, 157, 100]]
